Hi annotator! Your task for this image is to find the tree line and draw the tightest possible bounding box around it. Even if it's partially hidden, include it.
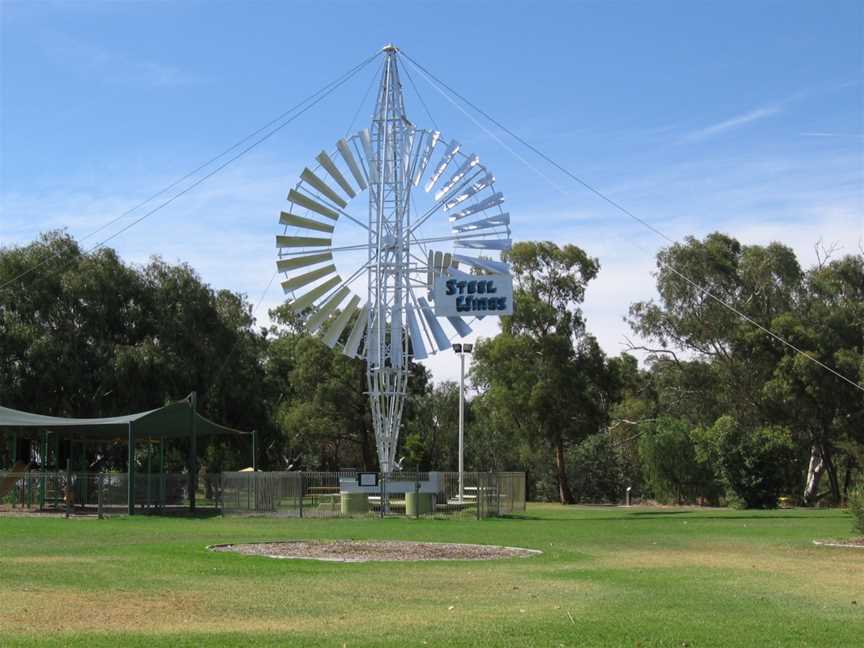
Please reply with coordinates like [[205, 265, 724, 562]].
[[1, 231, 861, 508]]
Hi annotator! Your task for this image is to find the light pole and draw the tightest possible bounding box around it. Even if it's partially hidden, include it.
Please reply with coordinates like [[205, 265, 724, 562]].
[[453, 343, 473, 503]]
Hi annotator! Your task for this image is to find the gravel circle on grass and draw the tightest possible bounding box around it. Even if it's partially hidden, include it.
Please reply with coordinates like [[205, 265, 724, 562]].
[[209, 540, 542, 562]]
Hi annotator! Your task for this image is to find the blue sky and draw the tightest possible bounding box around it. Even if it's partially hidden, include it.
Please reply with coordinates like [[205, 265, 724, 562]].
[[1, 1, 862, 383]]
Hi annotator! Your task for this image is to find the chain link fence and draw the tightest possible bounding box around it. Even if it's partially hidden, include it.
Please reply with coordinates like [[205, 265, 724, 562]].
[[218, 470, 526, 518], [0, 470, 219, 515], [1, 470, 525, 518]]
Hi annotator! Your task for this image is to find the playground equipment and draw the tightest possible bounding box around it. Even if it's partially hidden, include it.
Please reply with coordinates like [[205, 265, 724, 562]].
[[0, 394, 252, 515], [0, 460, 28, 498]]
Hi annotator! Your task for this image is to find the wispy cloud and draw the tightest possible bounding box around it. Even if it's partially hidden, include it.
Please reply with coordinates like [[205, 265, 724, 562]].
[[684, 106, 781, 142], [800, 132, 864, 139], [41, 32, 199, 88], [679, 79, 861, 145], [113, 60, 191, 88]]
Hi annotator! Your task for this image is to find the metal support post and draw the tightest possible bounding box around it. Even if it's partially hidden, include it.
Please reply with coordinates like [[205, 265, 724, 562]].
[[64, 458, 71, 518], [458, 351, 465, 503], [454, 344, 473, 505], [6, 431, 15, 508], [252, 430, 257, 511], [127, 422, 135, 516], [146, 436, 152, 511], [39, 431, 47, 510], [298, 472, 304, 518], [159, 438, 165, 510], [476, 473, 481, 521], [97, 473, 104, 519], [189, 391, 198, 513], [79, 441, 88, 506]]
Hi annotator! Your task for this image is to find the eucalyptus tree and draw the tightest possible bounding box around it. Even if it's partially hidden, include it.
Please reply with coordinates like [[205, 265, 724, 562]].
[[472, 241, 618, 504], [0, 232, 147, 415], [402, 380, 462, 472], [765, 252, 864, 502], [274, 334, 371, 470], [628, 233, 802, 425], [0, 231, 269, 470], [629, 232, 863, 504]]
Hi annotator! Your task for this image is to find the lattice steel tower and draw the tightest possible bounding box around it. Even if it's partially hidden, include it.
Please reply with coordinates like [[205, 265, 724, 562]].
[[367, 45, 412, 473]]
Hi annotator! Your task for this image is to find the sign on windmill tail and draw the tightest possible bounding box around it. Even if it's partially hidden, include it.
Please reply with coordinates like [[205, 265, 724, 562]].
[[432, 274, 513, 317], [274, 45, 513, 472]]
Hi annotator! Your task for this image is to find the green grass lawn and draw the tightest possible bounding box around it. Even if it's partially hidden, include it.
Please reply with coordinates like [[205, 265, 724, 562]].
[[1, 505, 862, 647]]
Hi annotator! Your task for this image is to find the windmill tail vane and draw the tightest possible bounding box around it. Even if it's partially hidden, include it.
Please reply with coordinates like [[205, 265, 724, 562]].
[[275, 45, 513, 473]]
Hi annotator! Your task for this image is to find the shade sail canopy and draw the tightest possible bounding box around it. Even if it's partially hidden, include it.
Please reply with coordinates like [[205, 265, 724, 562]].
[[0, 399, 251, 440]]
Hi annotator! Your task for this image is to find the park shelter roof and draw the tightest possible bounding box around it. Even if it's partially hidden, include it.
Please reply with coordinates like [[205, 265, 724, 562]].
[[0, 398, 250, 440]]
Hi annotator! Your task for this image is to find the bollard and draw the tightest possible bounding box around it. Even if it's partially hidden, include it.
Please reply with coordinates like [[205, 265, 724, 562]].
[[626, 486, 632, 507], [406, 492, 433, 517], [340, 492, 369, 516]]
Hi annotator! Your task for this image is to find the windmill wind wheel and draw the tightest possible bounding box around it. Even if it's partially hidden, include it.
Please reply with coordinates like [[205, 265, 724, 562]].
[[274, 46, 512, 472]]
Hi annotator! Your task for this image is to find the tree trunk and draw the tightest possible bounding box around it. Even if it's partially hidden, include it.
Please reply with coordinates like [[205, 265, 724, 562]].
[[803, 445, 824, 505], [554, 437, 574, 505], [823, 445, 841, 505], [360, 426, 373, 471], [842, 454, 854, 502]]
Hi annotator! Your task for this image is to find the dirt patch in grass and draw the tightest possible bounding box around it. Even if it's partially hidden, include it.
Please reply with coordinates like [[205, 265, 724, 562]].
[[210, 540, 542, 562], [0, 506, 109, 518], [595, 541, 864, 571], [0, 589, 208, 634], [7, 555, 106, 565], [587, 541, 864, 602], [813, 538, 864, 548]]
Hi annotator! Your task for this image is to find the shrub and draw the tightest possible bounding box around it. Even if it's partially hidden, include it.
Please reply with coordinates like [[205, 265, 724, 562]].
[[568, 433, 624, 503], [849, 487, 864, 535], [639, 417, 720, 504], [698, 416, 794, 509]]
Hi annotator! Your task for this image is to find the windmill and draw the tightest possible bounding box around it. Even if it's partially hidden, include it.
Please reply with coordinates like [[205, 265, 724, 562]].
[[275, 45, 512, 473]]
